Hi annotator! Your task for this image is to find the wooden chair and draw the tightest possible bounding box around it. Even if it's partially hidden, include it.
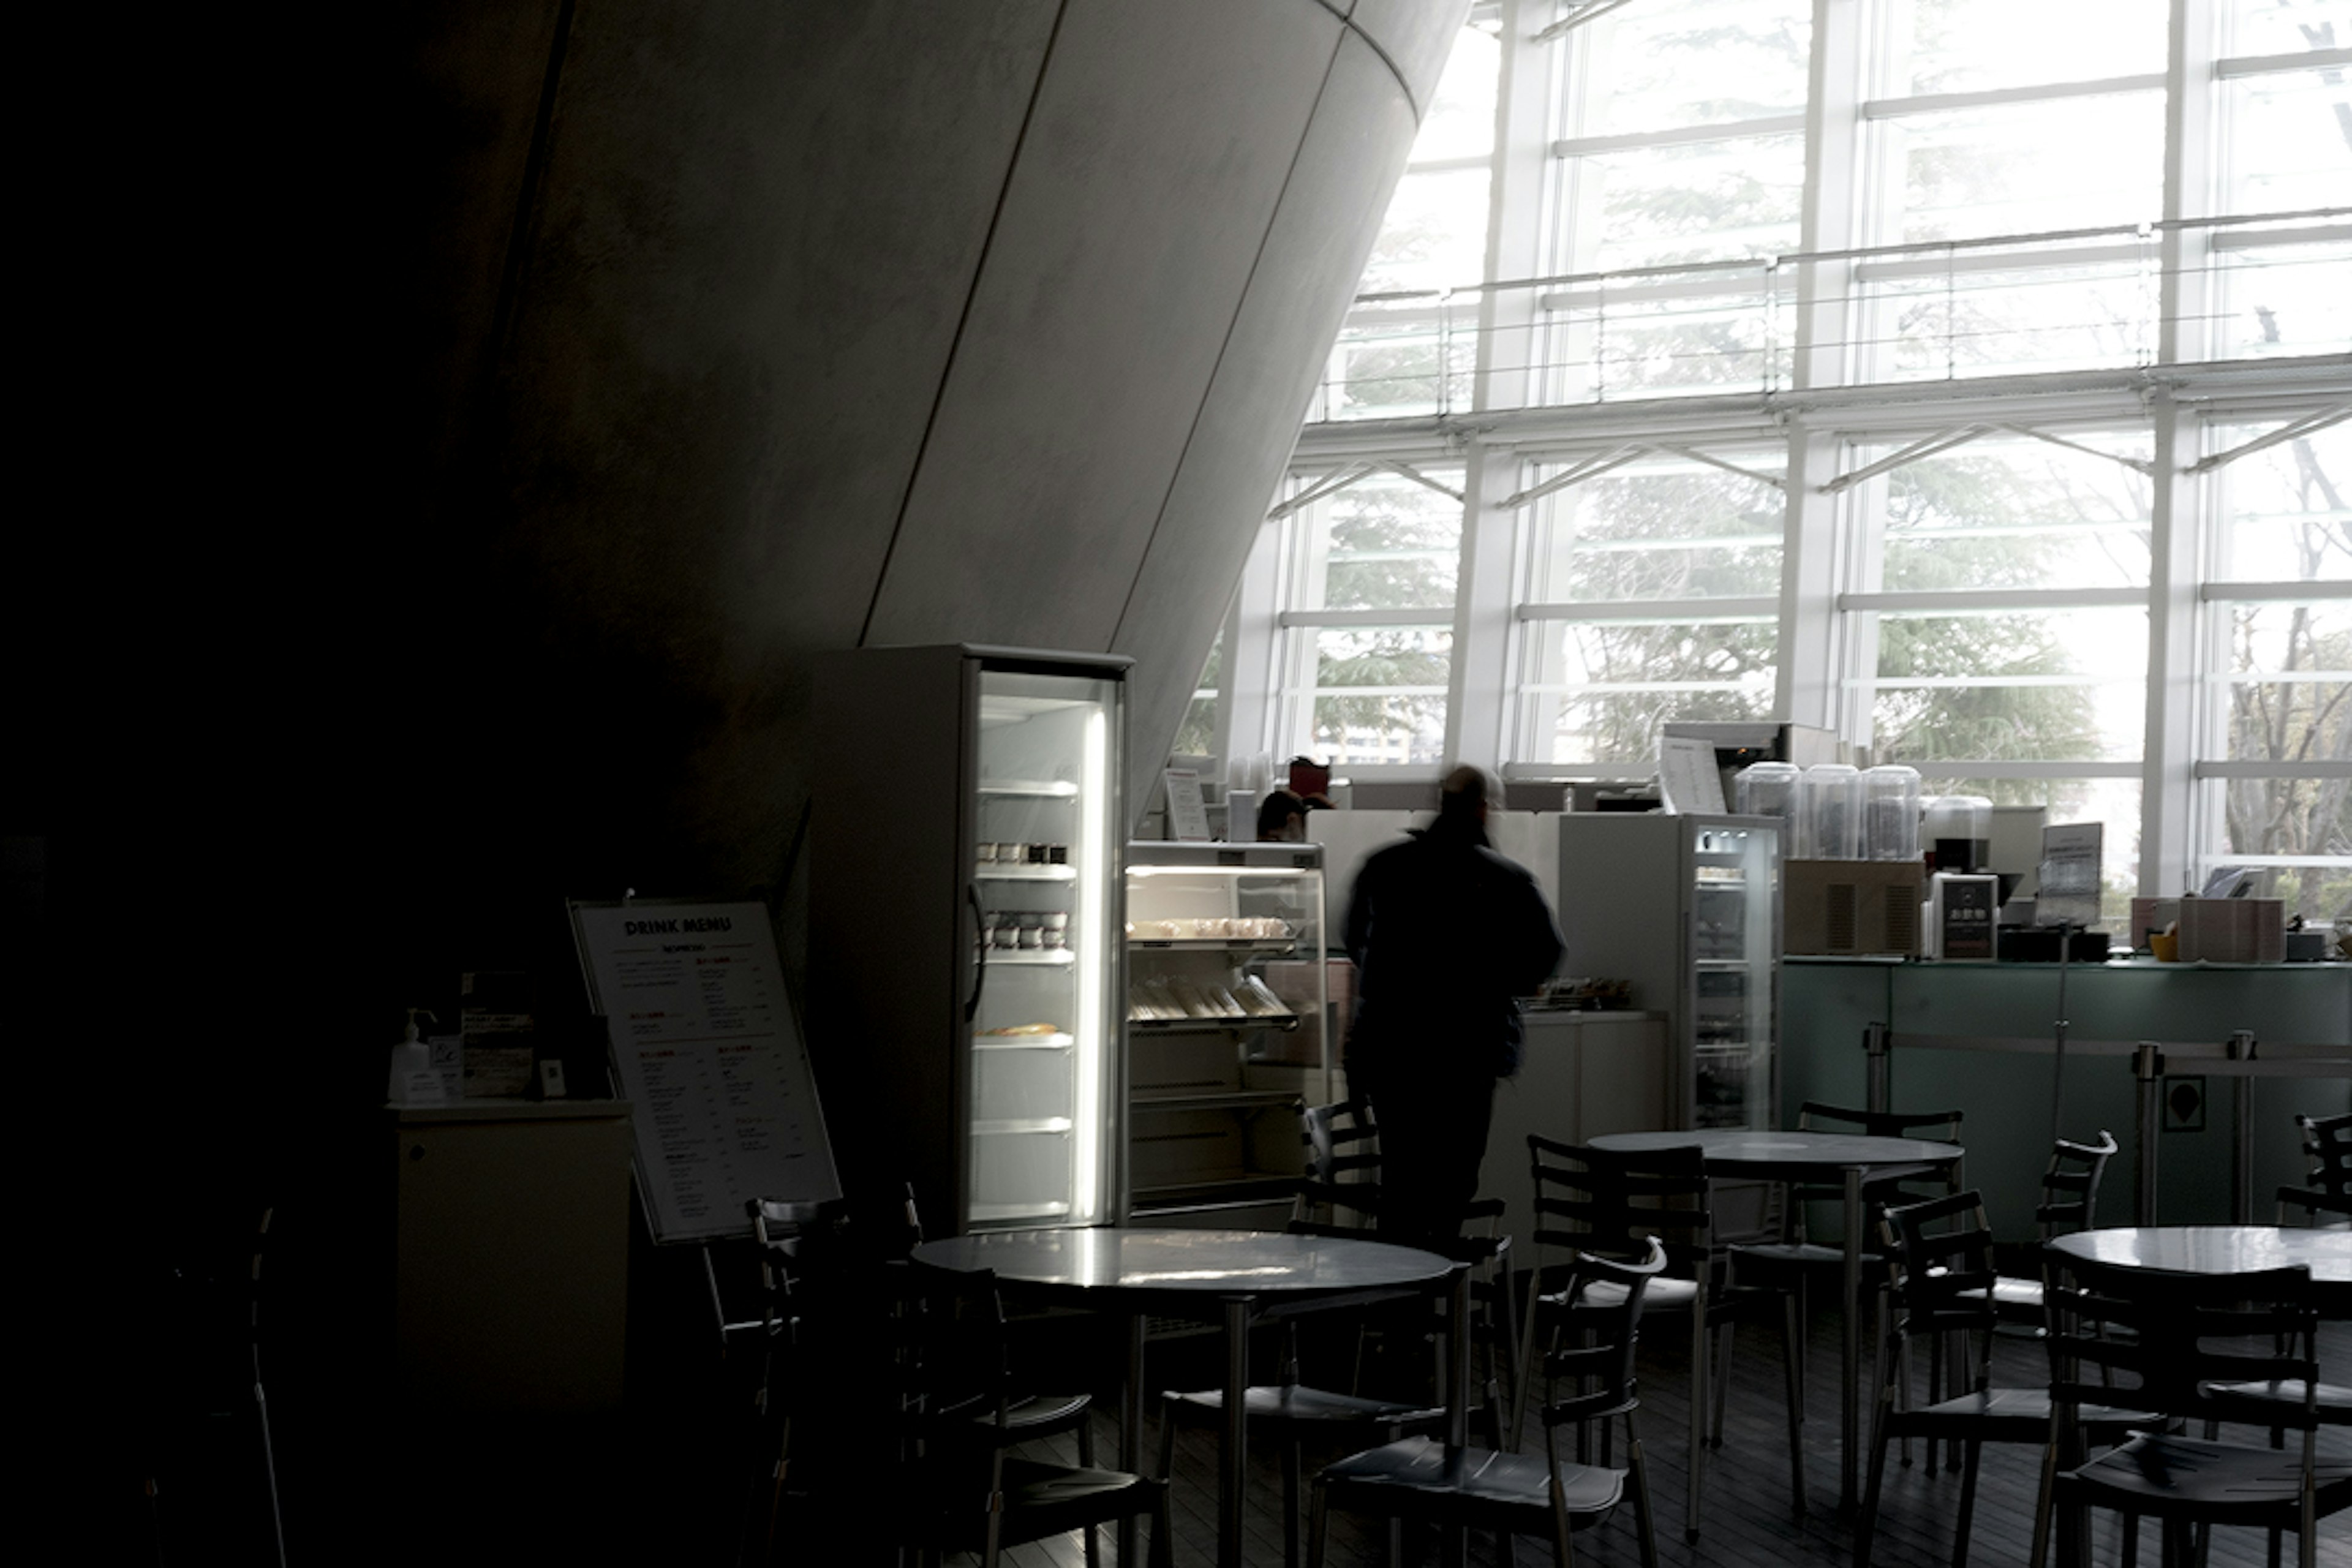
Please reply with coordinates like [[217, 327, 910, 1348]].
[[1515, 1135, 1805, 1540], [2034, 1253, 2350, 1568], [1306, 1240, 1667, 1568]]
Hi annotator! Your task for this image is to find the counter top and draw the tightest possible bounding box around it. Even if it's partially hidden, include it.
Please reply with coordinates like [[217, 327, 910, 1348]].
[[390, 1098, 632, 1124]]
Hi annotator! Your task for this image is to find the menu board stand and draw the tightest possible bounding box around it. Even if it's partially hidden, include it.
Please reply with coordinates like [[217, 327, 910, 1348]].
[[570, 896, 840, 1245]]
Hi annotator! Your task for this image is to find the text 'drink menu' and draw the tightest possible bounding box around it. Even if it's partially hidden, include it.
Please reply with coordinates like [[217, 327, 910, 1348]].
[[575, 902, 840, 1242]]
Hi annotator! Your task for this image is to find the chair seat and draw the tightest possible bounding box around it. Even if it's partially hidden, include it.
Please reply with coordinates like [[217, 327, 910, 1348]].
[[1538, 1273, 1700, 1312], [1733, 1240, 1886, 1273], [1953, 1273, 2041, 1310], [1894, 1385, 2156, 1439], [1162, 1382, 1445, 1430], [2064, 1432, 2352, 1521], [998, 1391, 1094, 1430], [2203, 1379, 2352, 1418], [910, 1457, 1163, 1548], [1321, 1436, 1624, 1519]]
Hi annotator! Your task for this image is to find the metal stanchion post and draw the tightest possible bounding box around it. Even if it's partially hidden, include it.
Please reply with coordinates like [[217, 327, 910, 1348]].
[[2228, 1030, 2256, 1225], [1865, 1021, 1891, 1115], [2133, 1042, 2164, 1226]]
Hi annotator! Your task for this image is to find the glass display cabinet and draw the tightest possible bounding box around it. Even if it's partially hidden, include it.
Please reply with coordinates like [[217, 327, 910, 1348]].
[[1123, 842, 1332, 1219]]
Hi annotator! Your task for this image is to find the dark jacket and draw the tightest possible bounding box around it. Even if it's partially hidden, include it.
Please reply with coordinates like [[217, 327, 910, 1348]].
[[1343, 815, 1565, 1079]]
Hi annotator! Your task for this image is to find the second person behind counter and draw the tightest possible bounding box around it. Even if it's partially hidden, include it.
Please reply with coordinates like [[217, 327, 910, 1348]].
[[1341, 764, 1564, 1251]]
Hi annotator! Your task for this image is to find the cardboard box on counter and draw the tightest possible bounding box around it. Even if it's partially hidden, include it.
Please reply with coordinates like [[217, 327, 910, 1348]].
[[1785, 859, 1923, 956], [2175, 896, 2285, 963]]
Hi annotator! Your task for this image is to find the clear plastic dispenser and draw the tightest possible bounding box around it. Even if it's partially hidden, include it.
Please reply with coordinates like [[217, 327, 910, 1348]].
[[1800, 763, 1863, 860], [1863, 765, 1921, 862], [1924, 794, 1992, 873], [1734, 760, 1801, 840]]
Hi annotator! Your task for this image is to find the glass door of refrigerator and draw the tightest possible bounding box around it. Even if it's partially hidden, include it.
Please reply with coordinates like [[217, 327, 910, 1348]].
[[968, 666, 1120, 1227], [1691, 820, 1777, 1129]]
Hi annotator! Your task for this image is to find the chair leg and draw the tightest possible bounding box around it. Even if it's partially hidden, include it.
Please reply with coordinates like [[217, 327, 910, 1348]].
[[1513, 1289, 1548, 1452], [1953, 1438, 1982, 1567], [1078, 1414, 1099, 1568], [1281, 1439, 1302, 1568], [1150, 1480, 1175, 1568], [1155, 1401, 1178, 1481], [1855, 1389, 1893, 1568], [1627, 1428, 1659, 1568], [1781, 1292, 1808, 1516], [1304, 1477, 1331, 1568], [1684, 1300, 1706, 1543]]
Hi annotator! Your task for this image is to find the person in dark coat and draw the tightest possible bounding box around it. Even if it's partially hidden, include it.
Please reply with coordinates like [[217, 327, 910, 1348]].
[[1343, 764, 1564, 1248]]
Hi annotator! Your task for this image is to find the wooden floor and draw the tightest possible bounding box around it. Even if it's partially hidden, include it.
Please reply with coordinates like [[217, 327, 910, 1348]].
[[973, 1311, 2350, 1568]]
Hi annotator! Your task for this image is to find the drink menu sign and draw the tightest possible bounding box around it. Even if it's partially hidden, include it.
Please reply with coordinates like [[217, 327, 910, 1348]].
[[572, 900, 840, 1243]]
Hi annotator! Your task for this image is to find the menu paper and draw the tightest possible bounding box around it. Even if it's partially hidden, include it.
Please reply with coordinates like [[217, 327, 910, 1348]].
[[573, 901, 840, 1243], [1164, 767, 1212, 842]]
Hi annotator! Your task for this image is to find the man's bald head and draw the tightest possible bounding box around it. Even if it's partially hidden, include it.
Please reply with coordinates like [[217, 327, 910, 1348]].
[[1439, 764, 1496, 824]]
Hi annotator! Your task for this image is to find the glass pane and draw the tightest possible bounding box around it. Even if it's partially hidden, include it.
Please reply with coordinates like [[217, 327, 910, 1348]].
[[1880, 435, 2152, 592], [2221, 70, 2352, 215], [1559, 134, 1806, 271], [1361, 167, 1491, 295], [2206, 241, 2352, 362], [2223, 0, 2352, 57], [1856, 255, 2160, 381], [1890, 0, 2168, 96], [2204, 779, 2352, 924], [1562, 0, 1812, 137], [1414, 20, 1502, 161], [1920, 776, 2143, 930], [1316, 309, 1474, 421], [2209, 420, 2352, 582], [1306, 468, 1463, 613], [1871, 607, 2147, 762], [1882, 93, 2165, 243], [1517, 619, 1779, 764], [1537, 272, 1791, 403], [1172, 636, 1221, 758], [1526, 453, 1785, 603], [1305, 628, 1451, 766], [2219, 601, 2352, 763]]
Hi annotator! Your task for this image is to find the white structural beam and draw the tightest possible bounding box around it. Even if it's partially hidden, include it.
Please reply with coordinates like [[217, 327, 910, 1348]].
[[2184, 405, 2352, 474]]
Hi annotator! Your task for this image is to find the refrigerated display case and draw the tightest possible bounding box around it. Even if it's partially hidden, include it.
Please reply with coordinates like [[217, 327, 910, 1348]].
[[809, 646, 1127, 1234], [1123, 842, 1331, 1219], [1555, 813, 1780, 1129]]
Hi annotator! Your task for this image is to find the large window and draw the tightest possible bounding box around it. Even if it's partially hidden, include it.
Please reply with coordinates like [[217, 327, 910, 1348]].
[[1271, 465, 1463, 766], [1513, 447, 1785, 766], [2197, 415, 2352, 922], [1213, 1, 2352, 925]]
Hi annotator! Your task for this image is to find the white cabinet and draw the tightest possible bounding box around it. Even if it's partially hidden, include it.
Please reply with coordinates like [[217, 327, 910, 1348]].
[[390, 1100, 632, 1412]]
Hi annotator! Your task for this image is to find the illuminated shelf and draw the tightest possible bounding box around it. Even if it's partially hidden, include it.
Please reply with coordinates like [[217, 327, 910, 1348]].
[[1127, 938, 1298, 954], [977, 864, 1077, 881], [1126, 1013, 1300, 1033], [970, 1200, 1073, 1223], [972, 1031, 1076, 1050], [1131, 1090, 1298, 1114], [973, 1117, 1074, 1136], [978, 778, 1080, 797], [987, 949, 1078, 967]]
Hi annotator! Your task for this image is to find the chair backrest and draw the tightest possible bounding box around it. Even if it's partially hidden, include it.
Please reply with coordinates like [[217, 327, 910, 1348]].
[[1796, 1101, 1964, 1144], [2043, 1254, 2324, 1434], [1297, 1098, 1382, 1229], [2034, 1130, 2117, 1240], [2297, 1111, 2352, 1197], [1526, 1134, 1713, 1279], [1536, 1237, 1667, 1436], [2277, 1112, 2352, 1224], [1879, 1188, 2001, 1337]]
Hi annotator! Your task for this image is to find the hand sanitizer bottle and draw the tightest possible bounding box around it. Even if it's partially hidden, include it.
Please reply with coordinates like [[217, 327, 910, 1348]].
[[388, 1008, 448, 1106]]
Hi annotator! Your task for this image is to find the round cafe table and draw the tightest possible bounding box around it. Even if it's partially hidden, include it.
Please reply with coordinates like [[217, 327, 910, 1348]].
[[910, 1226, 1468, 1568], [1590, 1128, 1966, 1512], [2048, 1224, 2352, 1315]]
